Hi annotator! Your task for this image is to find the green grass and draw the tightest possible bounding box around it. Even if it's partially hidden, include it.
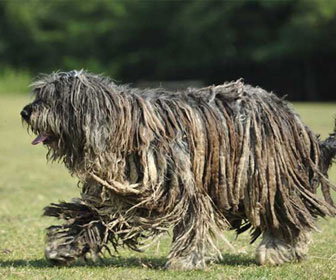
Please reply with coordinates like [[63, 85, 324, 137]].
[[0, 94, 335, 280], [0, 69, 32, 95]]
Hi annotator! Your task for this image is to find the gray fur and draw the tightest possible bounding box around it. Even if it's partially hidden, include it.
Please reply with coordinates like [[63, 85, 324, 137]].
[[21, 70, 336, 269]]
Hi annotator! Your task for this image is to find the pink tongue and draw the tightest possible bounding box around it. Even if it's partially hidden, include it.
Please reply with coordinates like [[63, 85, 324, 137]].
[[32, 135, 48, 145]]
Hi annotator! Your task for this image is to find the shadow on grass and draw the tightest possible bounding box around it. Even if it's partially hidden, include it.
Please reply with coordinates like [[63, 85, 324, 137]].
[[0, 254, 255, 269], [217, 253, 256, 266], [0, 256, 166, 269]]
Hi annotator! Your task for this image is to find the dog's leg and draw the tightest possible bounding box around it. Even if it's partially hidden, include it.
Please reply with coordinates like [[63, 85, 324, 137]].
[[164, 147, 223, 270], [165, 214, 207, 270], [255, 229, 311, 265], [165, 193, 221, 270], [44, 200, 106, 265], [45, 224, 89, 265]]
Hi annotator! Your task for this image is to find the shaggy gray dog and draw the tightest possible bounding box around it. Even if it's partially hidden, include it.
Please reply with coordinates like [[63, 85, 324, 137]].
[[21, 70, 336, 269]]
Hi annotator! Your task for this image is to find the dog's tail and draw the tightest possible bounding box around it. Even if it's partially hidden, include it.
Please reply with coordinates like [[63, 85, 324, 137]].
[[319, 118, 336, 206], [320, 119, 336, 173]]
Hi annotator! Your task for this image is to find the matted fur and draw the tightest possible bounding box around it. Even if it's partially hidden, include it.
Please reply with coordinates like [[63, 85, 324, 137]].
[[21, 70, 336, 269]]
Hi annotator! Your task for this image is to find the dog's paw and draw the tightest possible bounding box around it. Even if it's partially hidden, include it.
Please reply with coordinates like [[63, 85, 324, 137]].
[[45, 243, 78, 266], [255, 242, 294, 265], [255, 231, 310, 265], [44, 225, 86, 266]]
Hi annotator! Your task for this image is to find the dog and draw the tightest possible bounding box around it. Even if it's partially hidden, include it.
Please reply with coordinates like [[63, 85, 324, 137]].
[[21, 70, 336, 269]]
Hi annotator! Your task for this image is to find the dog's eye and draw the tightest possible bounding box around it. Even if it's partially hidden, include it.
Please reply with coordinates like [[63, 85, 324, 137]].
[[32, 98, 42, 105], [31, 99, 41, 109], [32, 98, 51, 110]]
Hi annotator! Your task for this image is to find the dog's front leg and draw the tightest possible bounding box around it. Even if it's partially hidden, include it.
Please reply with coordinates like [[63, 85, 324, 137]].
[[165, 215, 207, 270], [43, 199, 106, 265], [165, 192, 221, 270]]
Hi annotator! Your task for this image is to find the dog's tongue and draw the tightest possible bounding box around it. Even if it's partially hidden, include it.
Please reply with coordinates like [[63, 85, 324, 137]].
[[32, 134, 48, 145]]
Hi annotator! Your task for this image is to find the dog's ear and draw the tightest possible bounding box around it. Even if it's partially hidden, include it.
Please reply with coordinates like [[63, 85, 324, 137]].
[[74, 84, 113, 154], [83, 116, 111, 154]]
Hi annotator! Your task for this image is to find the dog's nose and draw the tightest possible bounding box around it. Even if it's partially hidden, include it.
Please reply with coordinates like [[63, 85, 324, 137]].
[[20, 105, 32, 121]]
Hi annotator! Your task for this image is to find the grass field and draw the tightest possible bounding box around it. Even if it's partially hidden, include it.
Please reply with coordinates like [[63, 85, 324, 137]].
[[0, 94, 335, 280]]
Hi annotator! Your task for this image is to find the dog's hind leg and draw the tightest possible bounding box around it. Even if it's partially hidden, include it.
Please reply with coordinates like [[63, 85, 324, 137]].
[[255, 229, 311, 265]]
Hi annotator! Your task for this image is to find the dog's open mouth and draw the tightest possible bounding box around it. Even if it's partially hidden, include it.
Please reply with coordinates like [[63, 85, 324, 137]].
[[32, 134, 49, 145]]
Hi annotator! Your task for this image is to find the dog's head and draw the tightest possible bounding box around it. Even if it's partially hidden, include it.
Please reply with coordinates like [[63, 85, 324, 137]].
[[21, 70, 117, 170]]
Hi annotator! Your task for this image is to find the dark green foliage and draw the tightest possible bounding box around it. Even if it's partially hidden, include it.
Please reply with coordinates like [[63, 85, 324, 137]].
[[1, 0, 336, 100]]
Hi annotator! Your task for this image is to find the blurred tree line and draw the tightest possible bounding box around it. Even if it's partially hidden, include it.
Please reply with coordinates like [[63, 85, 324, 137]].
[[0, 0, 335, 100]]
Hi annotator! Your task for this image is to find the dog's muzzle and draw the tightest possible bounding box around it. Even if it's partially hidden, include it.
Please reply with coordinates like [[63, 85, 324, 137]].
[[21, 105, 32, 122]]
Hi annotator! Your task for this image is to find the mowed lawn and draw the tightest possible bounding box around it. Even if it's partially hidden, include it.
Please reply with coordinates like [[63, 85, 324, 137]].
[[0, 94, 335, 280]]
